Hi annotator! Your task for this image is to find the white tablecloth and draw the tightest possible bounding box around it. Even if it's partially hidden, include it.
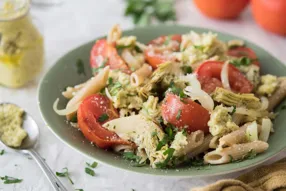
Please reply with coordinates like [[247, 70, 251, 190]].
[[1, 0, 286, 190]]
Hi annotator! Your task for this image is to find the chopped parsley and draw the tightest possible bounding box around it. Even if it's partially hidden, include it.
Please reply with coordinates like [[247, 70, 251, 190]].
[[56, 168, 74, 185], [70, 115, 78, 123], [169, 81, 187, 102], [75, 189, 84, 191], [76, 59, 86, 76], [164, 36, 171, 45], [0, 176, 22, 184], [230, 57, 256, 67], [189, 158, 205, 167], [193, 45, 204, 51], [98, 113, 109, 123], [123, 152, 146, 167], [108, 77, 114, 85], [229, 150, 257, 163], [86, 161, 98, 169], [151, 131, 158, 137], [155, 148, 175, 168], [116, 44, 133, 50], [0, 149, 4, 156], [181, 65, 193, 74], [156, 135, 169, 151], [230, 106, 236, 115], [85, 167, 95, 176], [92, 58, 108, 74], [176, 109, 182, 120]]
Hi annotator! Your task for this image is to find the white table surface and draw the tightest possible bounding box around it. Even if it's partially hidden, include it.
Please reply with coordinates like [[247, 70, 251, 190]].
[[0, 0, 286, 190]]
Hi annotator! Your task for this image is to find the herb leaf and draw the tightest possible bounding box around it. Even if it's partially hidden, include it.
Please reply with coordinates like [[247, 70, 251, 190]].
[[76, 59, 86, 76], [98, 113, 109, 123], [176, 109, 182, 120], [230, 106, 236, 115], [85, 168, 95, 176], [70, 115, 78, 123], [230, 57, 256, 67], [181, 66, 192, 74], [56, 168, 74, 185], [155, 148, 175, 168], [0, 149, 4, 156], [92, 58, 108, 74], [0, 176, 22, 184], [86, 161, 98, 169], [75, 189, 84, 191]]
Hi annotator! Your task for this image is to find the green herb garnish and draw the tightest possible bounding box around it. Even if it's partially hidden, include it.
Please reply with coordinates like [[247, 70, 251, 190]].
[[92, 58, 108, 74], [75, 189, 84, 191], [123, 152, 146, 167], [155, 148, 175, 168], [176, 109, 182, 120], [229, 150, 257, 163], [0, 149, 4, 156], [85, 168, 95, 176], [230, 106, 236, 115], [108, 77, 114, 85], [169, 81, 187, 101], [151, 131, 158, 137], [230, 57, 256, 67], [181, 65, 192, 74], [156, 135, 169, 151], [193, 45, 204, 51], [124, 0, 176, 26], [56, 168, 74, 185], [70, 115, 78, 123], [76, 59, 86, 76], [0, 176, 22, 184], [98, 114, 109, 123], [86, 161, 98, 169]]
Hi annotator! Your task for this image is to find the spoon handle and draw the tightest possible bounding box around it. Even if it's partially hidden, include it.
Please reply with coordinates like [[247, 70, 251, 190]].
[[27, 149, 68, 191]]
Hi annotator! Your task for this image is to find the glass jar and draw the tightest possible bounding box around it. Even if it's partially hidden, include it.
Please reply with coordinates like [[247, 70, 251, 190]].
[[0, 0, 44, 88]]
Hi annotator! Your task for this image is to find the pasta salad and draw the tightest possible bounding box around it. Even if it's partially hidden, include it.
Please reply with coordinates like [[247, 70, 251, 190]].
[[54, 25, 286, 169]]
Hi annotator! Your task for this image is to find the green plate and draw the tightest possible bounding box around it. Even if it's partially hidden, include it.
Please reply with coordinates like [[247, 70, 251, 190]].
[[38, 25, 286, 177]]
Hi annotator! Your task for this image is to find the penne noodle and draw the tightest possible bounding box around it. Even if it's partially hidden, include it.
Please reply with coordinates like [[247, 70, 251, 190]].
[[66, 66, 110, 120], [113, 144, 134, 153], [188, 134, 213, 158], [204, 141, 269, 164], [268, 77, 286, 111], [107, 24, 121, 44], [62, 82, 86, 99], [219, 124, 248, 148], [122, 49, 144, 71], [130, 64, 152, 87], [209, 136, 220, 149]]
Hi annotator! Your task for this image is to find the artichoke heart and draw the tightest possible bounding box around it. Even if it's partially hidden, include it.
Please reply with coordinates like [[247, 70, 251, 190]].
[[212, 87, 261, 109]]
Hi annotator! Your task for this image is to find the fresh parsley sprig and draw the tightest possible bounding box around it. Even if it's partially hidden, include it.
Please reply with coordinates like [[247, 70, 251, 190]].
[[56, 168, 74, 185], [124, 0, 177, 26], [0, 176, 22, 184]]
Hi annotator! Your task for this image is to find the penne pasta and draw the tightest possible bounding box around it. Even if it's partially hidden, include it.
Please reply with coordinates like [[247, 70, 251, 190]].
[[172, 130, 204, 157], [268, 77, 286, 111], [66, 66, 110, 120], [122, 49, 144, 71], [188, 134, 213, 158], [107, 24, 122, 44], [62, 82, 86, 99], [113, 144, 134, 153], [130, 64, 152, 86], [209, 136, 220, 149], [204, 141, 269, 164], [219, 124, 248, 148]]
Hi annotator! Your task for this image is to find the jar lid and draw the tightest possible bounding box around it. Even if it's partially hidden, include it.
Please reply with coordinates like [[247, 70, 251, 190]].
[[0, 0, 30, 21]]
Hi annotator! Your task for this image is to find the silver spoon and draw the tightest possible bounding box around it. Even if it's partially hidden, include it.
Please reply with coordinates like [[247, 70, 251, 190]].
[[0, 104, 68, 191]]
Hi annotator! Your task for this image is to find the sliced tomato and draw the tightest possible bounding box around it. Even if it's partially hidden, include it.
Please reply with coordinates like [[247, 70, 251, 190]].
[[77, 94, 131, 149], [195, 61, 253, 94], [227, 46, 260, 67], [161, 93, 210, 133], [145, 35, 181, 69], [90, 39, 130, 74]]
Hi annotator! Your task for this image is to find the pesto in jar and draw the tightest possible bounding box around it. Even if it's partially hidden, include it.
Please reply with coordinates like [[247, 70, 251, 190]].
[[0, 0, 44, 88]]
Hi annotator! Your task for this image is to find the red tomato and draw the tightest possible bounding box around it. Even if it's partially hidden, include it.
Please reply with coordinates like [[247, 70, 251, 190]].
[[193, 0, 249, 19], [227, 46, 260, 67], [251, 0, 286, 36], [90, 39, 131, 74], [195, 61, 253, 94], [77, 94, 131, 149], [145, 35, 181, 69], [161, 93, 210, 133]]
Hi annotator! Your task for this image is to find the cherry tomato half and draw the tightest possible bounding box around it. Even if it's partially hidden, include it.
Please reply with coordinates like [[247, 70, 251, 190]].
[[145, 35, 181, 69], [195, 61, 253, 94], [161, 93, 210, 133], [77, 94, 131, 149], [90, 39, 130, 74], [227, 46, 260, 67]]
